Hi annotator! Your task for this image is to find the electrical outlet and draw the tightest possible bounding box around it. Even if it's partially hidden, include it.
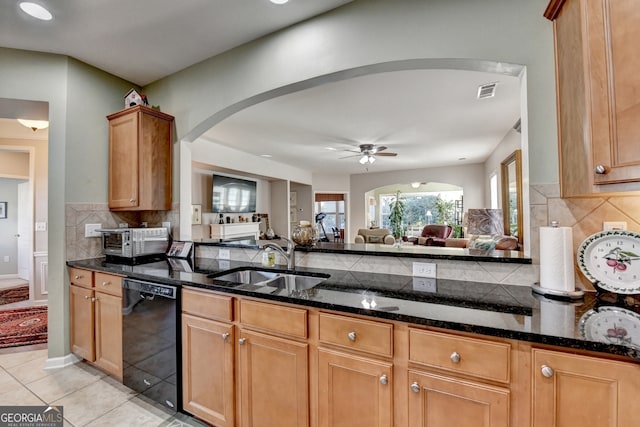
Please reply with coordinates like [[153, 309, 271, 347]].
[[218, 248, 231, 260], [412, 277, 437, 292], [603, 221, 627, 231], [218, 260, 230, 270], [84, 223, 102, 238], [3, 256, 9, 263], [413, 262, 436, 278], [162, 221, 171, 230], [35, 222, 47, 232]]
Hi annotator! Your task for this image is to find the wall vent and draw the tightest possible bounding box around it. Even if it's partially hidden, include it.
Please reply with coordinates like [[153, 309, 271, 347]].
[[477, 82, 497, 99]]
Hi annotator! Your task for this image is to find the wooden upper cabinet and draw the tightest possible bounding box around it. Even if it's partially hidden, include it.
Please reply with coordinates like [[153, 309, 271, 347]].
[[546, 0, 640, 196], [107, 105, 174, 210]]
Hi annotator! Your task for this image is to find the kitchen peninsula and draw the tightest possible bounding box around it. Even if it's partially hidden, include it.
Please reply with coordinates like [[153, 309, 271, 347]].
[[68, 242, 640, 427]]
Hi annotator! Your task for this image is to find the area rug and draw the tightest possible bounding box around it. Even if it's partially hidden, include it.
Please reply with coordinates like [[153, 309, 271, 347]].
[[0, 285, 29, 305], [0, 306, 47, 348]]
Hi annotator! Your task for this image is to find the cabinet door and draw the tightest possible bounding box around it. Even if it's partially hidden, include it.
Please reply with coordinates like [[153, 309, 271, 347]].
[[585, 0, 640, 185], [533, 348, 640, 427], [238, 329, 309, 427], [182, 314, 235, 427], [108, 109, 139, 209], [69, 284, 95, 361], [94, 291, 123, 379], [318, 349, 393, 427], [138, 110, 172, 210], [408, 370, 509, 427]]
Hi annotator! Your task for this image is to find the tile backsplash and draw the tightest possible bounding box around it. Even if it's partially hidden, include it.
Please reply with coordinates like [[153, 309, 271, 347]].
[[65, 203, 178, 260], [530, 183, 640, 290]]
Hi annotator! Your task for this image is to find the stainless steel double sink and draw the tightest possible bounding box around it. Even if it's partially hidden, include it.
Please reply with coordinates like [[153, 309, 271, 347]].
[[209, 268, 329, 294]]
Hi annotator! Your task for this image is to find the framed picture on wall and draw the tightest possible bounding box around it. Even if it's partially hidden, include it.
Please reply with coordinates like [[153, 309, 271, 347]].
[[0, 202, 6, 219]]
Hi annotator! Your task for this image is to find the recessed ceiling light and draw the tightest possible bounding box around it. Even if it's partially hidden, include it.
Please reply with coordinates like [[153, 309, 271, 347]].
[[260, 154, 273, 158], [458, 157, 466, 161], [325, 147, 337, 151], [19, 2, 53, 21], [270, 0, 289, 4]]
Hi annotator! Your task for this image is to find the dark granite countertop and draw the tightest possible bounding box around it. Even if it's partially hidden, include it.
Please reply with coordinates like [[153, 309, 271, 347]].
[[194, 239, 532, 264], [67, 257, 640, 362]]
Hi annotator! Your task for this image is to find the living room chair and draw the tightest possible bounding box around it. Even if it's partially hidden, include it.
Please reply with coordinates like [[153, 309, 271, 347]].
[[413, 224, 454, 246], [354, 228, 395, 245]]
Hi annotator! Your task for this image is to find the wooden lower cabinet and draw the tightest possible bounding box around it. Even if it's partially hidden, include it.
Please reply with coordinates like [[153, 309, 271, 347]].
[[532, 348, 640, 427], [69, 284, 95, 360], [93, 291, 123, 376], [237, 328, 309, 427], [182, 314, 235, 427], [69, 270, 123, 380], [407, 370, 509, 427], [317, 349, 393, 427]]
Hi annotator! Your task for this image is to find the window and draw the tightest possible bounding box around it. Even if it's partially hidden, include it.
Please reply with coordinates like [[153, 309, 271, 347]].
[[315, 193, 345, 241], [490, 173, 498, 209], [379, 190, 463, 229]]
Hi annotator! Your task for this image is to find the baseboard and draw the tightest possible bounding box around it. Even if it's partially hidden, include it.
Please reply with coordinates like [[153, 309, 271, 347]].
[[44, 353, 82, 370]]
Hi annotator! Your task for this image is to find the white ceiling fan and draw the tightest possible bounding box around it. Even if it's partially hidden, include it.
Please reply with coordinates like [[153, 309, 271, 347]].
[[340, 144, 398, 165]]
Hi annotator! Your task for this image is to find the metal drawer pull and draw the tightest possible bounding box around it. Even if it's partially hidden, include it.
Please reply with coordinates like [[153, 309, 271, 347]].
[[450, 351, 461, 363], [541, 365, 554, 378], [221, 332, 230, 341], [347, 331, 357, 341], [143, 379, 151, 386], [101, 281, 110, 286], [379, 375, 388, 385], [238, 338, 246, 345], [594, 165, 607, 174], [410, 382, 420, 393]]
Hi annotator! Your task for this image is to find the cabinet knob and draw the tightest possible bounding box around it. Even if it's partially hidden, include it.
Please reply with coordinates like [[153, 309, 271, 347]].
[[379, 374, 388, 385], [75, 275, 82, 280], [450, 351, 461, 364], [129, 199, 136, 203], [221, 332, 230, 341], [101, 281, 110, 286], [84, 295, 91, 300], [594, 165, 607, 174], [410, 382, 420, 393], [347, 331, 357, 342], [541, 364, 554, 378], [238, 338, 246, 345]]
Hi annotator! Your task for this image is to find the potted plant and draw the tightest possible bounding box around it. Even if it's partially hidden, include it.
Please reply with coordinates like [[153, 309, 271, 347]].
[[388, 190, 405, 243]]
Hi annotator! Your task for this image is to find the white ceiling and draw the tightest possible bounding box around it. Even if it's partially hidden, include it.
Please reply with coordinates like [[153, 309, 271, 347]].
[[1, 0, 522, 176]]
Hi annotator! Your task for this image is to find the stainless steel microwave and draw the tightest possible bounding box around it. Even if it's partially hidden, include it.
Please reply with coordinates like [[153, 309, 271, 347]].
[[97, 227, 169, 259]]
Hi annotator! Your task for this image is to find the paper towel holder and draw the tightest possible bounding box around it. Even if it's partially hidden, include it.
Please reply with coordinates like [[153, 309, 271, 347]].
[[532, 282, 584, 300]]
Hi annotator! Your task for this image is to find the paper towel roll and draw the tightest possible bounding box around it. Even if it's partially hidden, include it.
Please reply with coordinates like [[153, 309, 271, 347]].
[[539, 226, 575, 292]]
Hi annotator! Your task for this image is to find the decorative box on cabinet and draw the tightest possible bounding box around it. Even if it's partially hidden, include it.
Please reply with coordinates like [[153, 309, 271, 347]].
[[69, 268, 123, 379], [546, 0, 640, 196], [107, 105, 174, 210]]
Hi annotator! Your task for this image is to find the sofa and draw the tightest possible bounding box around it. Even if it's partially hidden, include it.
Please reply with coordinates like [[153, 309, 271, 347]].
[[444, 234, 519, 251], [354, 228, 396, 245], [411, 224, 454, 247]]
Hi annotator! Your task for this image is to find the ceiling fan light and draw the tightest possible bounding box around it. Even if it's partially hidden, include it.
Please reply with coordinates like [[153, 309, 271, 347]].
[[411, 182, 421, 188], [19, 2, 53, 20], [17, 118, 49, 131], [270, 0, 289, 4], [359, 155, 368, 165]]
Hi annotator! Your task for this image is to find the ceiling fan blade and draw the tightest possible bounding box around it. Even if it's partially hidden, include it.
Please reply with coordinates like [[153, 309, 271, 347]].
[[338, 153, 361, 159], [376, 152, 397, 157], [372, 145, 388, 153]]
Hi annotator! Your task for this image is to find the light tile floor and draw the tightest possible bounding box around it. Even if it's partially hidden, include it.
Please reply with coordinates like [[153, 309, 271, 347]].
[[0, 346, 208, 427]]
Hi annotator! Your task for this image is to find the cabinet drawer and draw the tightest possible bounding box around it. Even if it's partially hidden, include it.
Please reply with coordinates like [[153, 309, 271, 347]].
[[94, 273, 123, 297], [409, 328, 510, 383], [319, 312, 393, 357], [239, 299, 307, 339], [182, 288, 233, 322], [69, 268, 93, 288]]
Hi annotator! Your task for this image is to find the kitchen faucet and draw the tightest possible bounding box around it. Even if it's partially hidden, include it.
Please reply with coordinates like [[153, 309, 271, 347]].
[[262, 237, 296, 270]]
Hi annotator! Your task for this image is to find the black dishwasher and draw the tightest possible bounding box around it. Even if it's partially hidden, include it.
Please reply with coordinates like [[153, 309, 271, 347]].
[[122, 278, 180, 412]]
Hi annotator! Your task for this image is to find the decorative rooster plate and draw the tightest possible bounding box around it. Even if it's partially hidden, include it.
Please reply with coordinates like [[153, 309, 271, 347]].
[[577, 230, 640, 294]]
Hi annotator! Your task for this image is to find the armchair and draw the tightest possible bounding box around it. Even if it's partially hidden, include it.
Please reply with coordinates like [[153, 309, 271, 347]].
[[413, 224, 454, 247], [354, 228, 395, 245]]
